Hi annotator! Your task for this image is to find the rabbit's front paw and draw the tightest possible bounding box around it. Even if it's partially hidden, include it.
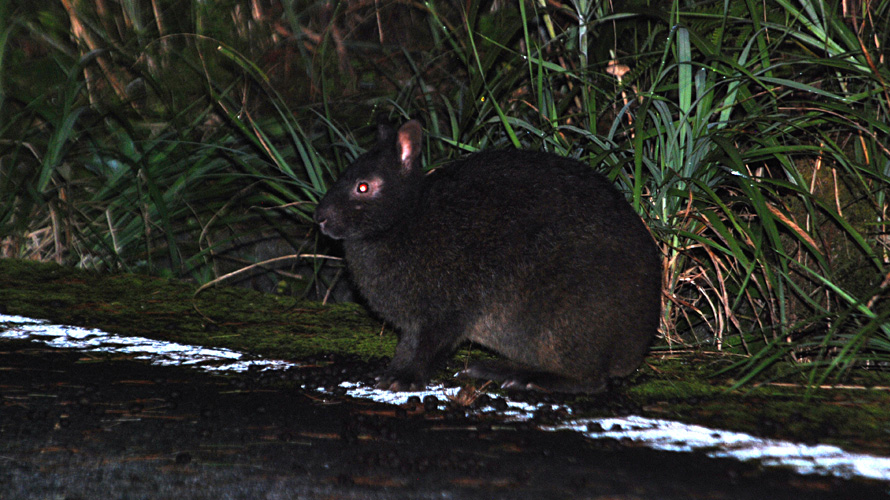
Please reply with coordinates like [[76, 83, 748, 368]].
[[375, 371, 428, 392]]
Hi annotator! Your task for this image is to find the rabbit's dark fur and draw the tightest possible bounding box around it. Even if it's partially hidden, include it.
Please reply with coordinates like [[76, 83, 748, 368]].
[[314, 120, 661, 393]]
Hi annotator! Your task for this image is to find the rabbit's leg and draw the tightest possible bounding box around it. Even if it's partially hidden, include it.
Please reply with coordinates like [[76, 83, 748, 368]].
[[376, 320, 464, 392]]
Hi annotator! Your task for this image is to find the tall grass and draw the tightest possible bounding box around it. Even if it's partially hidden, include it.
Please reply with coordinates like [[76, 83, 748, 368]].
[[1, 1, 352, 291], [1, 0, 888, 383]]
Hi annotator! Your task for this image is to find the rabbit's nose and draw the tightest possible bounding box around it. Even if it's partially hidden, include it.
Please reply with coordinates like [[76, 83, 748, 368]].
[[313, 208, 327, 225], [313, 207, 331, 234]]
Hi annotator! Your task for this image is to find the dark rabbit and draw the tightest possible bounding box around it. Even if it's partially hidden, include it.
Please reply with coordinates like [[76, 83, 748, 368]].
[[313, 120, 661, 393]]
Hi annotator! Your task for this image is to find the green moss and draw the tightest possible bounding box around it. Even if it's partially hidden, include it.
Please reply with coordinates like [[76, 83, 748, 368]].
[[0, 258, 394, 362], [627, 379, 723, 401]]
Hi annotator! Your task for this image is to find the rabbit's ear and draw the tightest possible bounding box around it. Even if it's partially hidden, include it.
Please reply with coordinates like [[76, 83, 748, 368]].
[[397, 120, 423, 172]]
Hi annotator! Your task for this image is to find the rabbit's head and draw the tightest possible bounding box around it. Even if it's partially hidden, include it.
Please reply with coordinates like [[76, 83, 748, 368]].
[[314, 120, 424, 240]]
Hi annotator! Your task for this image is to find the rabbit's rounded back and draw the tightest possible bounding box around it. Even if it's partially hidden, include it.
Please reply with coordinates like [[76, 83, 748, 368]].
[[314, 120, 661, 393]]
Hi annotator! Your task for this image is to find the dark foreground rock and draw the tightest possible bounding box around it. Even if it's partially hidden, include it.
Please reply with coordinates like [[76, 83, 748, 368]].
[[1, 339, 885, 500]]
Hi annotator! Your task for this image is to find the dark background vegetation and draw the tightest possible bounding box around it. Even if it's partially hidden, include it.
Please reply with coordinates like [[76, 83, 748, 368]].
[[1, 0, 889, 385]]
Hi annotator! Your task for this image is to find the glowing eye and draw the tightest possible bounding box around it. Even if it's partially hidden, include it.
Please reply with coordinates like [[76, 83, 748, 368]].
[[356, 182, 370, 194]]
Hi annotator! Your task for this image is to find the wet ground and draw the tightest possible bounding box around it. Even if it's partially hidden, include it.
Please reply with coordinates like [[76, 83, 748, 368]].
[[2, 339, 887, 499]]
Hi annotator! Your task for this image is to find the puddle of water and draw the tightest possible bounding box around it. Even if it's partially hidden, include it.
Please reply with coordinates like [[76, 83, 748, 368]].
[[2, 314, 890, 485]]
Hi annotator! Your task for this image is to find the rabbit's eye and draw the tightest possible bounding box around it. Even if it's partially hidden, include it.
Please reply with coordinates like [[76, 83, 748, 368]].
[[353, 177, 382, 197]]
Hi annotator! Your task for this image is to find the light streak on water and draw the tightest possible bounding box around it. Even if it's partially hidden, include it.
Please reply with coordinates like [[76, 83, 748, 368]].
[[2, 314, 889, 485], [0, 315, 292, 371], [548, 416, 890, 482]]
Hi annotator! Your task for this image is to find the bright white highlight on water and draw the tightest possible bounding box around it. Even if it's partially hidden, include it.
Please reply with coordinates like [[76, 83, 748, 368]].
[[337, 381, 551, 417], [548, 416, 890, 482], [2, 314, 889, 484], [0, 315, 294, 372], [338, 381, 459, 404]]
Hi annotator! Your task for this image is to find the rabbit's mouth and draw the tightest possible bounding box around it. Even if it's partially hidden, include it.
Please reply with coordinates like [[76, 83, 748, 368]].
[[313, 210, 337, 238], [316, 219, 339, 239], [314, 212, 348, 240]]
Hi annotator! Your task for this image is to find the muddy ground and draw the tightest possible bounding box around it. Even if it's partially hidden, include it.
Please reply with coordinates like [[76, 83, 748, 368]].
[[1, 339, 886, 500]]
